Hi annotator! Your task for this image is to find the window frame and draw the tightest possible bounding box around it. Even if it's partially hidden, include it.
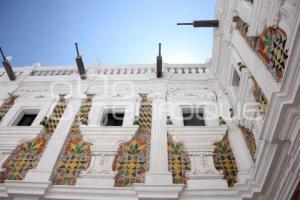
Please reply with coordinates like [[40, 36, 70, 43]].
[[11, 108, 40, 126], [100, 107, 125, 127], [181, 106, 206, 127]]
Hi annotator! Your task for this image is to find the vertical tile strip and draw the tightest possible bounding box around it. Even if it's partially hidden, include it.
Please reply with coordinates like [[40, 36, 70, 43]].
[[113, 96, 152, 187], [213, 132, 238, 187], [251, 77, 268, 116], [52, 98, 92, 185], [239, 125, 256, 161], [167, 134, 191, 184], [0, 95, 17, 121]]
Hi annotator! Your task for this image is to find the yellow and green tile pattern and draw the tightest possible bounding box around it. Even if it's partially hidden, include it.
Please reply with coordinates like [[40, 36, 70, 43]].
[[251, 77, 268, 116], [213, 132, 238, 187], [236, 17, 288, 82], [52, 98, 92, 185], [0, 95, 17, 121], [168, 136, 191, 184], [113, 96, 152, 187], [239, 125, 256, 161], [0, 99, 68, 182]]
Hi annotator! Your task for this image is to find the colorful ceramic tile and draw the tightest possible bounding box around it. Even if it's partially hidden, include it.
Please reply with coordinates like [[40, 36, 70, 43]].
[[239, 125, 256, 161], [236, 17, 288, 82], [251, 77, 268, 116], [236, 18, 258, 49], [113, 96, 152, 187], [167, 135, 191, 184], [213, 132, 238, 187], [256, 27, 288, 82], [52, 98, 92, 185], [0, 95, 17, 121], [0, 99, 68, 183]]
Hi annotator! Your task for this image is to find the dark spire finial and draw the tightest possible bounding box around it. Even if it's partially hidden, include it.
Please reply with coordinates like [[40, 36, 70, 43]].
[[74, 43, 86, 79], [0, 47, 6, 61], [159, 43, 161, 57], [0, 47, 16, 81], [75, 43, 80, 57], [156, 43, 162, 78]]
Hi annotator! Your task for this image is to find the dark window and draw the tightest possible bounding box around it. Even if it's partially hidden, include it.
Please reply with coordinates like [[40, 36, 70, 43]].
[[102, 112, 124, 126], [182, 107, 205, 126], [17, 114, 37, 126], [232, 68, 240, 87]]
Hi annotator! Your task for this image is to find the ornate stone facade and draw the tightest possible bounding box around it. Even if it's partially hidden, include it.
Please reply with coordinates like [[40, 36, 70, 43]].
[[0, 0, 299, 199]]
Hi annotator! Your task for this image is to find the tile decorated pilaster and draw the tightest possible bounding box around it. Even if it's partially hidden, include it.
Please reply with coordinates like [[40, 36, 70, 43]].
[[168, 127, 228, 189], [0, 94, 17, 122], [113, 95, 152, 187], [52, 97, 93, 185], [213, 131, 239, 188], [145, 94, 173, 185], [22, 99, 81, 182], [0, 99, 68, 183], [133, 94, 184, 200], [168, 137, 191, 184]]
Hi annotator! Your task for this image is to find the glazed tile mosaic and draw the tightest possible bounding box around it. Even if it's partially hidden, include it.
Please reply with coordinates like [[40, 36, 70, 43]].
[[256, 27, 288, 82], [251, 77, 268, 116], [213, 132, 238, 187], [236, 18, 258, 49], [0, 95, 17, 121], [0, 99, 68, 183], [239, 125, 256, 161], [52, 98, 92, 185], [236, 17, 288, 82], [113, 96, 152, 187], [167, 135, 191, 184]]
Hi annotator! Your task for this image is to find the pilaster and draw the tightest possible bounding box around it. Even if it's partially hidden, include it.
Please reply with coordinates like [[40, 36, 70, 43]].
[[24, 99, 82, 182], [145, 94, 172, 184], [135, 93, 184, 200], [227, 122, 253, 183], [4, 99, 82, 199]]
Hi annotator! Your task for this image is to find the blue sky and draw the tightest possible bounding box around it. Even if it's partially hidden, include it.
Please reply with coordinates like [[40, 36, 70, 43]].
[[0, 0, 216, 67]]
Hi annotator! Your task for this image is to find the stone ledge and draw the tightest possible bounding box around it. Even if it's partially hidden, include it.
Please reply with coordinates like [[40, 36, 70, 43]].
[[0, 183, 8, 198], [133, 184, 184, 200], [5, 180, 50, 196]]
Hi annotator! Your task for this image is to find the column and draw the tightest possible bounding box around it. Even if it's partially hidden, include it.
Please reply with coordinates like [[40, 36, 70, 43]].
[[134, 94, 184, 200], [145, 94, 172, 185], [228, 123, 253, 183], [4, 99, 81, 199], [24, 99, 82, 181]]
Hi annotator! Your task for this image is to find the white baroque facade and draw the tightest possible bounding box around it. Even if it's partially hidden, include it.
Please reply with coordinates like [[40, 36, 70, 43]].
[[0, 0, 299, 199]]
